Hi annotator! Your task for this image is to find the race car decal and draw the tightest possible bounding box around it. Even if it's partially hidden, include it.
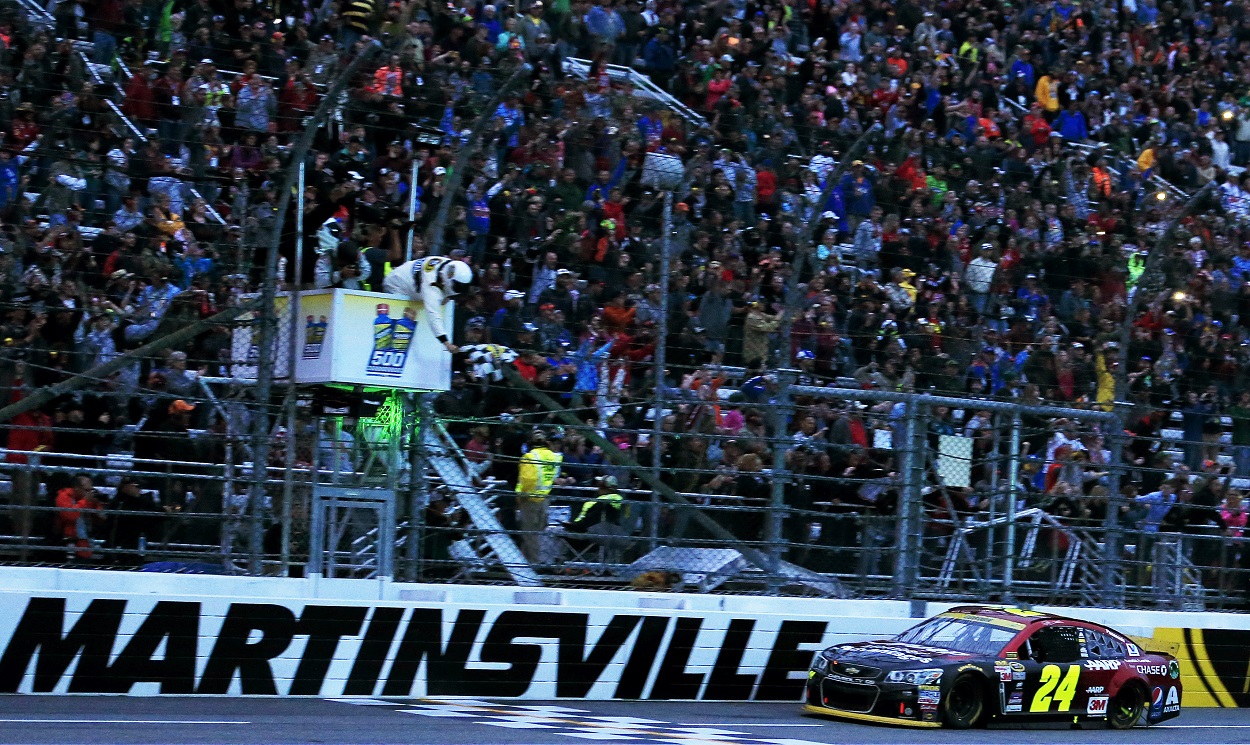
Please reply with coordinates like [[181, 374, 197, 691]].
[[940, 612, 1026, 631], [1030, 664, 1081, 713], [1164, 686, 1180, 714], [1126, 643, 1141, 657], [1083, 659, 1120, 671], [1085, 686, 1104, 694], [1006, 691, 1023, 712], [1135, 664, 1169, 676], [1087, 696, 1109, 716], [995, 663, 1012, 682], [853, 646, 934, 663], [1151, 686, 1164, 716]]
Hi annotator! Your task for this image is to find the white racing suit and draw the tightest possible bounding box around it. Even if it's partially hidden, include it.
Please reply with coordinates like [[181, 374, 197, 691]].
[[383, 257, 457, 345]]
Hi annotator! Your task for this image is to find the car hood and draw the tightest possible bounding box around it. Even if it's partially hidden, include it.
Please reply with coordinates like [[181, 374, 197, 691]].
[[828, 641, 975, 666]]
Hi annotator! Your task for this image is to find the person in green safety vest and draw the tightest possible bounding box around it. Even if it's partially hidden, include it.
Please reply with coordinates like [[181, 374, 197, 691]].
[[564, 475, 625, 534], [1127, 247, 1146, 291]]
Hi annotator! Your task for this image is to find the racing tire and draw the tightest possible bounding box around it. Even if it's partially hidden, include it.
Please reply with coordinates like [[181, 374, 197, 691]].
[[942, 673, 985, 729], [1107, 684, 1145, 730]]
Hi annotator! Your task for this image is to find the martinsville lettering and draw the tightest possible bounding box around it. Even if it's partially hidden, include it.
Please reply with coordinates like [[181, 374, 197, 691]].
[[0, 598, 826, 700]]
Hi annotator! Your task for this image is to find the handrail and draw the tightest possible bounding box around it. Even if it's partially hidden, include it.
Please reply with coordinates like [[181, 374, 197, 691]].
[[562, 57, 707, 129]]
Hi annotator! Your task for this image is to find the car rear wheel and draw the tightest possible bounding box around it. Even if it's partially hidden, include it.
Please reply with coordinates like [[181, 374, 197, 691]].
[[943, 673, 985, 729], [1107, 685, 1145, 730]]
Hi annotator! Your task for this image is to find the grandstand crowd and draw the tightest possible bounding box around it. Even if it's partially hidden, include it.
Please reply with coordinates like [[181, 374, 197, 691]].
[[0, 0, 1248, 595]]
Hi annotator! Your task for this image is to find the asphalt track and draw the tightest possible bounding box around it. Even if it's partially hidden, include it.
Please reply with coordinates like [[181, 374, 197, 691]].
[[1, 697, 1249, 745]]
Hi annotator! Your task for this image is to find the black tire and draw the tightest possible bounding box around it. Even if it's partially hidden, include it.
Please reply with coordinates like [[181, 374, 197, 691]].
[[943, 673, 986, 729], [1107, 685, 1145, 730]]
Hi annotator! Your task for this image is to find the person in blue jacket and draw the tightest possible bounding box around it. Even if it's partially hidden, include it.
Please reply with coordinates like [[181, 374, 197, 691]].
[[838, 160, 875, 223], [1009, 48, 1035, 88], [1054, 101, 1089, 141]]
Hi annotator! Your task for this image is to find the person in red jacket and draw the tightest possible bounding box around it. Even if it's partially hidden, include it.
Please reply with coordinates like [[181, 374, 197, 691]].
[[278, 75, 319, 133], [122, 63, 158, 126], [55, 473, 103, 560], [1023, 103, 1051, 150], [601, 189, 628, 239], [755, 165, 776, 208]]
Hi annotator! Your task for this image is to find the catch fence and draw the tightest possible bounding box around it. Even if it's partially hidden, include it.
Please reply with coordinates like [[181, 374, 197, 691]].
[[7, 373, 1249, 614]]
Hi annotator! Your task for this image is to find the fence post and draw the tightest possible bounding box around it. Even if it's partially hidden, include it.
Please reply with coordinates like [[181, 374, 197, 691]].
[[1101, 415, 1125, 606], [1003, 412, 1022, 602], [406, 394, 432, 581], [767, 370, 795, 592], [278, 158, 306, 577], [893, 398, 923, 597], [650, 190, 672, 552]]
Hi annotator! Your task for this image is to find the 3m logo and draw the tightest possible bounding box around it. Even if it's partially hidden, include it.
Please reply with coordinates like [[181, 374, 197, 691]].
[[1087, 696, 1109, 716]]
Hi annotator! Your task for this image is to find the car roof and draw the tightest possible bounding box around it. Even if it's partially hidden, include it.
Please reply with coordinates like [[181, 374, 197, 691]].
[[941, 604, 1091, 628]]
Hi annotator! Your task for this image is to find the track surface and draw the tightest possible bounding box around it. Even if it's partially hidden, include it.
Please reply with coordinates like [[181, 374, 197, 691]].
[[1, 697, 1248, 745]]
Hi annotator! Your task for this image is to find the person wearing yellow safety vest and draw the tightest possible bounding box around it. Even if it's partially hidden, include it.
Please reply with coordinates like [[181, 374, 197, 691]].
[[565, 475, 625, 533], [515, 430, 569, 562]]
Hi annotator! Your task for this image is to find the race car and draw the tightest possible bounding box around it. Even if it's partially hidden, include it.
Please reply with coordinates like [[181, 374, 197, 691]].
[[804, 605, 1181, 729]]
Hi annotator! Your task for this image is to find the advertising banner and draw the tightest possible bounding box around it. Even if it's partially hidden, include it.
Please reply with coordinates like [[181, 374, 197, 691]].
[[231, 290, 451, 392], [0, 594, 842, 700]]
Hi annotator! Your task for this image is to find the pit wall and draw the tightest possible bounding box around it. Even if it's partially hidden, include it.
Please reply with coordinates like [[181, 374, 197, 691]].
[[0, 567, 1243, 706]]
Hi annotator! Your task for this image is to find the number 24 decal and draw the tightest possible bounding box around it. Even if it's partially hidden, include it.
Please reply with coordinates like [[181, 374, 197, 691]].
[[1030, 664, 1081, 712]]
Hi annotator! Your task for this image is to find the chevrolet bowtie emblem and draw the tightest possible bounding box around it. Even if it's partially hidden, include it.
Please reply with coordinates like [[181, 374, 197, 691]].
[[844, 666, 860, 675]]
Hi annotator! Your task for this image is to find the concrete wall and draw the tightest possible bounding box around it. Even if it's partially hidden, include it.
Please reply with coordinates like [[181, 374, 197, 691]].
[[0, 568, 1243, 705]]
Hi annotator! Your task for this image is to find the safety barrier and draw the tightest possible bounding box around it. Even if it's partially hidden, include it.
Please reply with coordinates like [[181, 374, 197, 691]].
[[1, 567, 1249, 704]]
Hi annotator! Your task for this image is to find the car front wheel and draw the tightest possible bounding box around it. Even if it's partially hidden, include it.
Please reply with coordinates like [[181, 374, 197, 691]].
[[942, 673, 985, 729], [1107, 685, 1145, 730]]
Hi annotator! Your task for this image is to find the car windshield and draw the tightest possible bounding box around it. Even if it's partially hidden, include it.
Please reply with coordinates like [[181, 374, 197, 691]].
[[894, 617, 1019, 657]]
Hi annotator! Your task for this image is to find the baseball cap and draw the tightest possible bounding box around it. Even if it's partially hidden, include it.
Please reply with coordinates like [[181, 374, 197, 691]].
[[595, 475, 619, 488], [504, 289, 525, 300], [169, 399, 196, 415], [433, 166, 447, 175]]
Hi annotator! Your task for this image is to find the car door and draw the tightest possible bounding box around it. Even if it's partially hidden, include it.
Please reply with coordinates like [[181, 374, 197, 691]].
[[1016, 624, 1088, 718]]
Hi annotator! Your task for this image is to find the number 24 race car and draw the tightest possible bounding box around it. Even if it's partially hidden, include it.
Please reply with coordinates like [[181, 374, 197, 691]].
[[804, 605, 1181, 729]]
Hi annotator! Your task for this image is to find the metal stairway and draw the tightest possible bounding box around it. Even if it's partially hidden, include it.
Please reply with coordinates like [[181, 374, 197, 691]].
[[421, 417, 542, 587], [1151, 538, 1207, 611], [1074, 534, 1124, 608]]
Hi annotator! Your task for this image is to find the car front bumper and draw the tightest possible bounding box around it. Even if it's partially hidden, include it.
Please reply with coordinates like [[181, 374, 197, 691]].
[[805, 673, 942, 727]]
